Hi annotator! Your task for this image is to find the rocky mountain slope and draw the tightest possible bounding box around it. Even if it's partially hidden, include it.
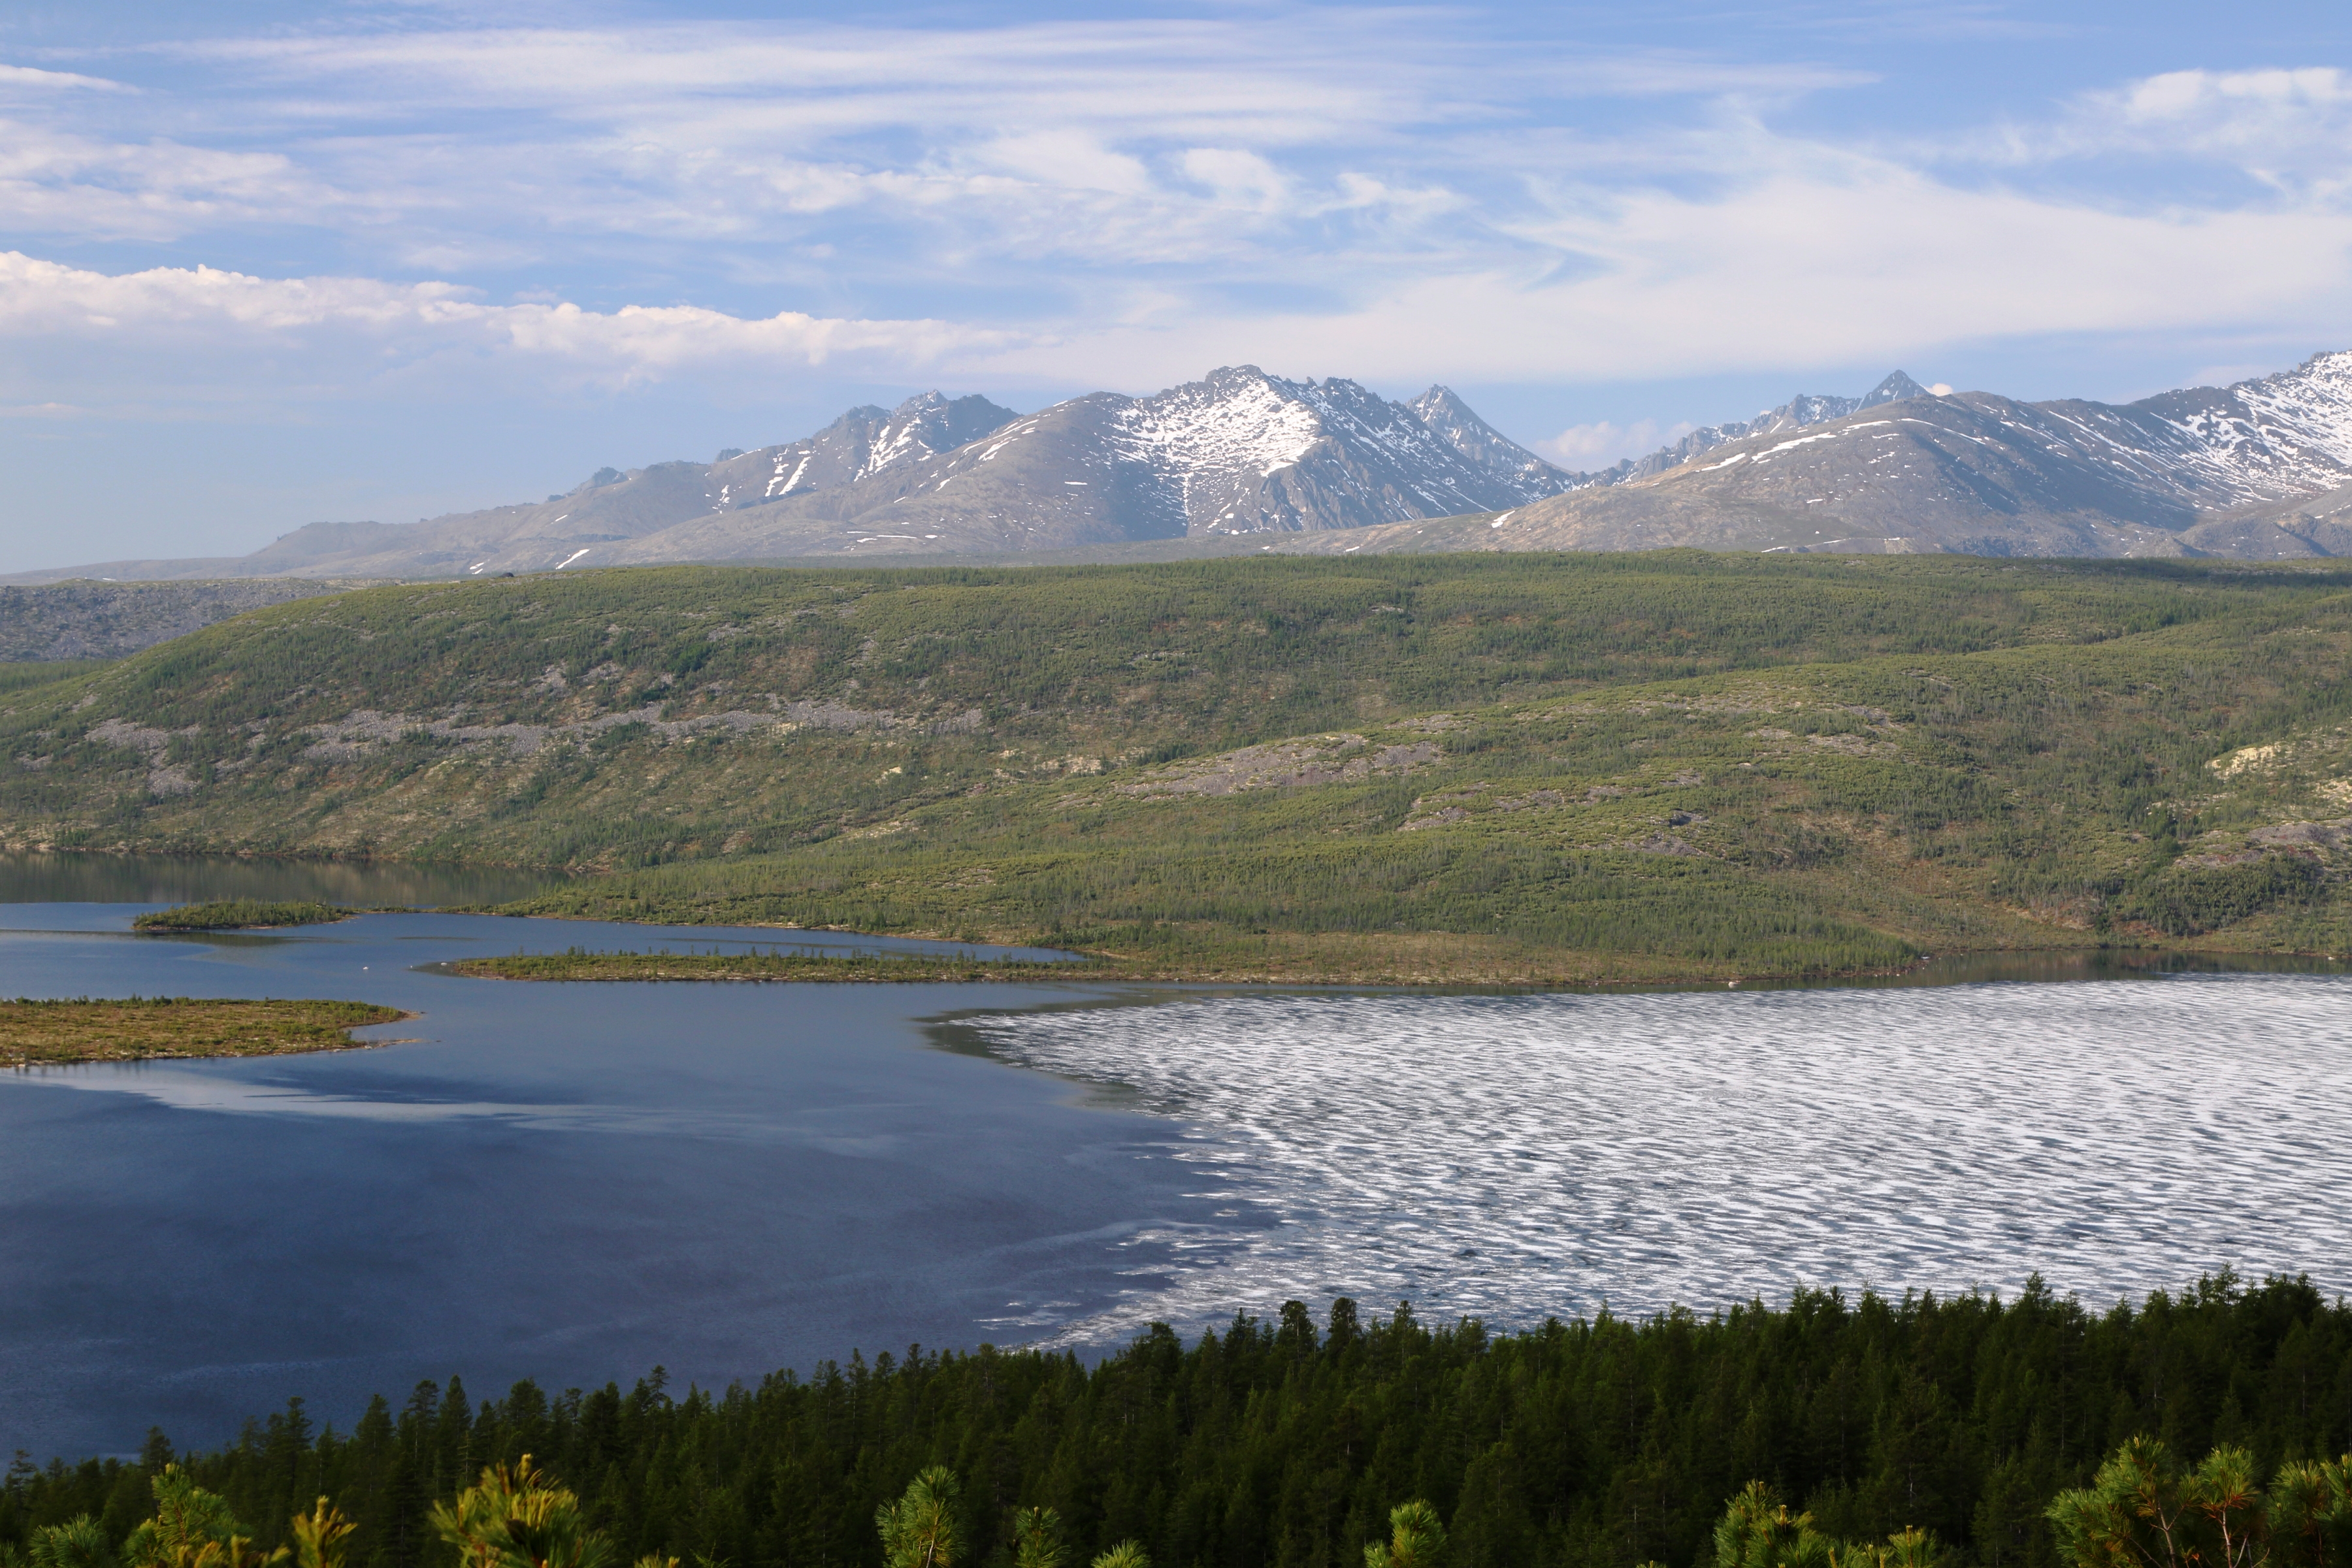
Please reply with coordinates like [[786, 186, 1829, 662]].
[[0, 580, 363, 661], [8, 371, 1573, 583], [1249, 351, 2352, 561], [1592, 372, 1933, 483], [606, 367, 1576, 565], [16, 351, 2352, 581]]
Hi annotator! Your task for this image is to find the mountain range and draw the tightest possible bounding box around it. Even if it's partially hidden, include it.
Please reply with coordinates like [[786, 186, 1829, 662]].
[[13, 351, 2352, 583]]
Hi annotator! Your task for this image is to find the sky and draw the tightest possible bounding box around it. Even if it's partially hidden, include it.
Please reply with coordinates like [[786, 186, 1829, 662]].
[[1, 1, 2349, 570]]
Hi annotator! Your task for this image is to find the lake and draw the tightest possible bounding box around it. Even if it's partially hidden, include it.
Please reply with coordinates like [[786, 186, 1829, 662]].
[[0, 857, 1216, 1457], [3, 856, 2349, 1458]]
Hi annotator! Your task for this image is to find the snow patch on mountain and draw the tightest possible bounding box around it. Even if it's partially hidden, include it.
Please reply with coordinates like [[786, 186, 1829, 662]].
[[1588, 372, 1932, 486], [1112, 368, 1326, 480]]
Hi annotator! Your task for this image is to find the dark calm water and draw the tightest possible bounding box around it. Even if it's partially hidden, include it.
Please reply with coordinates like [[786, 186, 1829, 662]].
[[0, 860, 1232, 1458], [6, 856, 2350, 1462]]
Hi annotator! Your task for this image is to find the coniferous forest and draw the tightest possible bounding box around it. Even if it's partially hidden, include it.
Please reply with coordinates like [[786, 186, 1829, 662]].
[[7, 1274, 2351, 1568]]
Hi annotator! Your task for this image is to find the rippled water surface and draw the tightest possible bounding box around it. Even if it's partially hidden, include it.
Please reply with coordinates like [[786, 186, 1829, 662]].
[[5, 855, 2349, 1458], [965, 976, 2352, 1338]]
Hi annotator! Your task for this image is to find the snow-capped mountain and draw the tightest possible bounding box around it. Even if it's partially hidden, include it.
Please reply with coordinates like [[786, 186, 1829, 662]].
[[1407, 386, 1583, 502], [1588, 372, 1933, 484], [1103, 367, 1573, 531], [596, 368, 1577, 563], [87, 370, 1575, 578], [18, 351, 2352, 582], [724, 392, 1019, 508], [1322, 350, 2352, 561]]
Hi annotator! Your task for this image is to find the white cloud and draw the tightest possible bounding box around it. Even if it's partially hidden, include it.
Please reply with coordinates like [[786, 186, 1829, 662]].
[[1540, 419, 1697, 468], [1179, 149, 1292, 214], [0, 118, 324, 242], [0, 63, 129, 93], [3, 22, 2351, 427], [0, 18, 1869, 272], [967, 150, 2352, 389], [2098, 67, 2352, 152], [1962, 66, 2352, 199], [7, 108, 2352, 417], [0, 252, 1022, 400], [979, 131, 1154, 197]]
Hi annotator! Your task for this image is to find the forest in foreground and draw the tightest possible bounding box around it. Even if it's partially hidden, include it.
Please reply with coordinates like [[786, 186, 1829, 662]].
[[2, 554, 2349, 980], [6, 1273, 2348, 1568]]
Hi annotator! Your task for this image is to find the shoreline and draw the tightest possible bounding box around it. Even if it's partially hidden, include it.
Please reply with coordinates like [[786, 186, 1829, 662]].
[[438, 944, 2351, 992], [0, 998, 417, 1066]]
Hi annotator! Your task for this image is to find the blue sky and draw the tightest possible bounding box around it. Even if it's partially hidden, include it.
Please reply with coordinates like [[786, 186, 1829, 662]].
[[3, 0, 2350, 569]]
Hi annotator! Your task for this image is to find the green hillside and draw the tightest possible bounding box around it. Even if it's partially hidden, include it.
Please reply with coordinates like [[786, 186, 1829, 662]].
[[3, 554, 2348, 980]]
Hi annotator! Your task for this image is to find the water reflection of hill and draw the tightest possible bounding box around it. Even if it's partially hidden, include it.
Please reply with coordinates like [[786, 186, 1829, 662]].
[[0, 851, 566, 909]]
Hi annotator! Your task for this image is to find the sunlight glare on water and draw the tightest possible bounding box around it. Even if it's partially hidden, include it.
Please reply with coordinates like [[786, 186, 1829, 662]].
[[967, 973, 2352, 1337]]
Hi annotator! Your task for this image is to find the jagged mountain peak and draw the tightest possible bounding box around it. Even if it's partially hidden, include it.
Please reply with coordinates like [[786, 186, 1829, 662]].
[[1409, 385, 1573, 495], [1591, 369, 1933, 485], [1860, 370, 1930, 408], [57, 351, 2352, 583], [1097, 367, 1571, 529]]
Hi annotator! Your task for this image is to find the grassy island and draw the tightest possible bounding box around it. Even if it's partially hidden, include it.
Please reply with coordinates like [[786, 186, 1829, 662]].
[[0, 996, 409, 1064], [446, 938, 1914, 987], [449, 947, 1098, 983], [133, 899, 352, 932]]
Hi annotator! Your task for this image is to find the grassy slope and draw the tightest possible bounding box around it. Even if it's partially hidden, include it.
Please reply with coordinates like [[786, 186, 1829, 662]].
[[133, 899, 349, 930], [0, 998, 408, 1064], [3, 554, 2349, 979], [447, 951, 1105, 983]]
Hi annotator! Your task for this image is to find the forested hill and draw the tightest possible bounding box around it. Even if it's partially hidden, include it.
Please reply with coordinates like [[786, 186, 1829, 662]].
[[5, 1275, 2347, 1568], [3, 554, 2351, 979]]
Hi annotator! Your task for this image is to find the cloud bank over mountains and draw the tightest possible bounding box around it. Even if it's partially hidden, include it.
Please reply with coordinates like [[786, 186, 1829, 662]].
[[1, 3, 2350, 566]]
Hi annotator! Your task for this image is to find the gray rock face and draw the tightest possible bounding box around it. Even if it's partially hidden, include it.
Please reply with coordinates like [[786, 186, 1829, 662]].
[[220, 391, 1029, 580], [1252, 351, 2352, 561], [1516, 351, 2352, 557], [36, 372, 1574, 578], [0, 580, 359, 661], [706, 391, 1022, 508], [596, 367, 1578, 559], [1407, 385, 1582, 502], [2176, 483, 2352, 559], [24, 351, 2352, 578], [1590, 372, 1934, 483]]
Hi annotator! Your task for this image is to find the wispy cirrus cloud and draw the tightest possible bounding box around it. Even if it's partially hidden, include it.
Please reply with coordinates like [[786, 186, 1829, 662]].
[[4, 14, 2349, 397], [1, 16, 1867, 279], [4, 3, 2352, 568], [1948, 65, 2352, 201], [13, 139, 2346, 408], [0, 62, 130, 92], [0, 119, 323, 242], [0, 250, 1022, 410]]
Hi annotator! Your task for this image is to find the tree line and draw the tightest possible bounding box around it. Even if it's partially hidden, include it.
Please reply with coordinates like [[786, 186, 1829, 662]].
[[6, 1274, 2350, 1568]]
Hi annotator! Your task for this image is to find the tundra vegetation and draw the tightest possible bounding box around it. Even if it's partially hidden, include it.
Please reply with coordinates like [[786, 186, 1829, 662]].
[[444, 948, 1097, 984], [3, 553, 2349, 979], [131, 902, 351, 932], [0, 997, 406, 1064], [5, 1276, 2349, 1568]]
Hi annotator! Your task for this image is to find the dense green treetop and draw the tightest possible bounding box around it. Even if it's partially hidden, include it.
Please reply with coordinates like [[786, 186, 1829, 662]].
[[7, 1274, 2348, 1568]]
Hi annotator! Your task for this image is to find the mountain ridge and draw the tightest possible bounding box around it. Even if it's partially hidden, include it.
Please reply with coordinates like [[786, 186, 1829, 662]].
[[12, 351, 2352, 583]]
